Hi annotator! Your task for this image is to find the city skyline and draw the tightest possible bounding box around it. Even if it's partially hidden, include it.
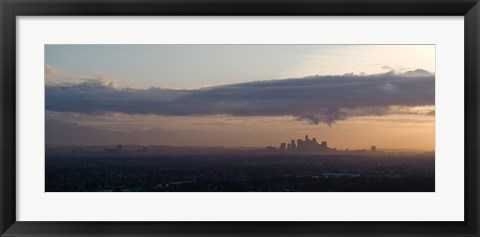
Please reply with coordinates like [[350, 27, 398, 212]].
[[47, 134, 384, 153], [45, 44, 435, 150]]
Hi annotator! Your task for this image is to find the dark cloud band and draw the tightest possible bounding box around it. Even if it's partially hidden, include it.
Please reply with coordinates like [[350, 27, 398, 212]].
[[45, 70, 434, 125]]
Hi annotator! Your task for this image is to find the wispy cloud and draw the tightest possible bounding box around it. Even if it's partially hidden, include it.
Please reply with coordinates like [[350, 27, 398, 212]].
[[45, 65, 61, 80], [45, 70, 434, 126]]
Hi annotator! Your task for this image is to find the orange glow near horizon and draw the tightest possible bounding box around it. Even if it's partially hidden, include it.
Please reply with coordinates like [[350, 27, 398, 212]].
[[47, 107, 435, 151]]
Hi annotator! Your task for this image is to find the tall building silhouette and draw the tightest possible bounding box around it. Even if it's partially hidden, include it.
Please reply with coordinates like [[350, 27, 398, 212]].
[[279, 135, 334, 153], [297, 139, 303, 149]]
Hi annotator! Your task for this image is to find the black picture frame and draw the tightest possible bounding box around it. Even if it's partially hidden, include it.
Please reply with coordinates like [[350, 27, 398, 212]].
[[1, 0, 479, 236]]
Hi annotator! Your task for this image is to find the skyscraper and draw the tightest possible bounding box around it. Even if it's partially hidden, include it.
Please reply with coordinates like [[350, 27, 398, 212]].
[[278, 135, 335, 153], [297, 139, 303, 149]]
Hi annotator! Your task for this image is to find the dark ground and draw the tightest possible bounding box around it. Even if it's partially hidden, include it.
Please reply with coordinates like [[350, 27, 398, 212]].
[[45, 154, 434, 192]]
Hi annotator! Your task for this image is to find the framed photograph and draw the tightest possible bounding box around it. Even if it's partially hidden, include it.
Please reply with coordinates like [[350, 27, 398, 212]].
[[1, 0, 479, 236]]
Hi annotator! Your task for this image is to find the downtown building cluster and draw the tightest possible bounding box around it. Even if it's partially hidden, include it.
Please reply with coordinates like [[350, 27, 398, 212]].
[[279, 135, 336, 153]]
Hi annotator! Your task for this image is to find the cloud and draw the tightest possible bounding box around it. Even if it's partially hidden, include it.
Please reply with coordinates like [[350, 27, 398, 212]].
[[381, 65, 393, 71], [45, 66, 117, 87], [83, 72, 117, 88], [45, 65, 61, 80], [401, 69, 434, 77], [45, 70, 434, 126]]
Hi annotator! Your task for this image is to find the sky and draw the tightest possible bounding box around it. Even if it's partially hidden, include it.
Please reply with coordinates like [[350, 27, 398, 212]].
[[45, 44, 435, 150]]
